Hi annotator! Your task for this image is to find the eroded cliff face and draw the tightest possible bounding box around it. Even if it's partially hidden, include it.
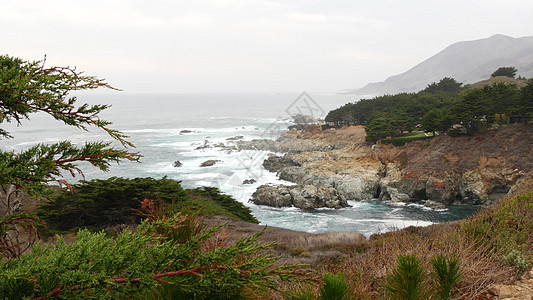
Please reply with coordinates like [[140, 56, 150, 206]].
[[244, 124, 532, 210]]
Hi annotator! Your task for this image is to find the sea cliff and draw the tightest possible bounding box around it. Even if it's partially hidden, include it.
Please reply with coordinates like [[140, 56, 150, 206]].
[[241, 124, 532, 209]]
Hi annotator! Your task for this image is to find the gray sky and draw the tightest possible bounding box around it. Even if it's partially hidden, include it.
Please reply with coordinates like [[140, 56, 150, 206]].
[[2, 0, 532, 93]]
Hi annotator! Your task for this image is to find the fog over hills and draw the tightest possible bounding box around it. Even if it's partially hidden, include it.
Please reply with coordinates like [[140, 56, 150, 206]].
[[349, 34, 533, 95]]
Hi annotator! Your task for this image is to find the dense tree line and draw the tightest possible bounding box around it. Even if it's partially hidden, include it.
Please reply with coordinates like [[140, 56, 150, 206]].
[[326, 76, 533, 143]]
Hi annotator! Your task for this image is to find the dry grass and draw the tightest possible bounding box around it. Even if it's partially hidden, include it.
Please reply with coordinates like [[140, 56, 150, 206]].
[[274, 231, 366, 250], [276, 188, 533, 299]]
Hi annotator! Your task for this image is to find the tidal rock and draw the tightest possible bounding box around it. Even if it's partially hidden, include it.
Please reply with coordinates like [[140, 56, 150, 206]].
[[263, 155, 300, 172], [242, 179, 257, 184], [251, 184, 350, 210], [424, 200, 447, 210], [200, 160, 221, 167], [236, 137, 341, 153], [251, 185, 292, 208], [195, 140, 211, 150], [277, 165, 380, 201], [226, 136, 244, 141], [173, 160, 183, 168], [180, 130, 193, 134]]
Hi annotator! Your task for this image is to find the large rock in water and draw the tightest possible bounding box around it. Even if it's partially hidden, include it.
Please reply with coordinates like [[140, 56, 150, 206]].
[[251, 184, 350, 210], [200, 160, 221, 167]]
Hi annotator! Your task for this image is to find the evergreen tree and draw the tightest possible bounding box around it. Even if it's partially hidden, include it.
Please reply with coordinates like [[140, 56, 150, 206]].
[[453, 89, 494, 134], [424, 77, 463, 94], [519, 79, 533, 122], [0, 55, 140, 258], [491, 66, 517, 78], [421, 107, 454, 135]]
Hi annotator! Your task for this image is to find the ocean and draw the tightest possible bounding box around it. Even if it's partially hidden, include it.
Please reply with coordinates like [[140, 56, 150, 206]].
[[1, 92, 478, 237]]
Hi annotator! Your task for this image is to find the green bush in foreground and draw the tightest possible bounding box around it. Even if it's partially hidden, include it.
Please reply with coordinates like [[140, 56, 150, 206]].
[[1, 202, 302, 299], [383, 254, 430, 300], [290, 272, 355, 300], [319, 273, 355, 300], [38, 177, 188, 231], [37, 177, 258, 232], [383, 253, 462, 300], [431, 254, 462, 300]]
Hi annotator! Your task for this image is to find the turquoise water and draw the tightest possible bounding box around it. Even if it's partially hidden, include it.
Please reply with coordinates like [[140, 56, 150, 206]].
[[1, 92, 479, 236]]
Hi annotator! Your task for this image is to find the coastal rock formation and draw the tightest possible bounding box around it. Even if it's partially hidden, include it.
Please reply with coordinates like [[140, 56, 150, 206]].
[[200, 160, 221, 167], [226, 135, 244, 141], [173, 160, 183, 168], [251, 124, 532, 209], [236, 129, 351, 153], [236, 138, 337, 153], [251, 184, 350, 210]]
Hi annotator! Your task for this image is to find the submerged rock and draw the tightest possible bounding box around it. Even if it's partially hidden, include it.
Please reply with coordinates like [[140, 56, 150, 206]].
[[200, 160, 221, 167], [424, 200, 447, 210], [195, 140, 211, 150], [173, 160, 183, 168], [242, 179, 257, 184], [226, 135, 244, 141]]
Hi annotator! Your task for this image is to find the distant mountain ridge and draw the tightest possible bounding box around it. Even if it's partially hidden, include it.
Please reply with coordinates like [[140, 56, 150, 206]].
[[349, 34, 533, 95]]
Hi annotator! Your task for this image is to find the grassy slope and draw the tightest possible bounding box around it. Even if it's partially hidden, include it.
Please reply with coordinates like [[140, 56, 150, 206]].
[[306, 188, 533, 299], [180, 187, 258, 224]]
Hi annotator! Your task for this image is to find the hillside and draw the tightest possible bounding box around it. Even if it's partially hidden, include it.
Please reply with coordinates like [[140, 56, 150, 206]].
[[349, 34, 533, 95]]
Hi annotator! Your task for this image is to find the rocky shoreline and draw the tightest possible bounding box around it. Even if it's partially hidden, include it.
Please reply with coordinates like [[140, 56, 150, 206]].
[[239, 125, 532, 210]]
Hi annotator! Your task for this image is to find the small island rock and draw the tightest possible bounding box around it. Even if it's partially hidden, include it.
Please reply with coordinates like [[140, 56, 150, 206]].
[[200, 160, 221, 167]]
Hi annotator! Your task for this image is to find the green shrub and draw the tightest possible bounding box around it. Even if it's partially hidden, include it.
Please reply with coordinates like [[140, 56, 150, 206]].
[[37, 178, 258, 232], [504, 250, 530, 272], [446, 128, 460, 137], [290, 273, 355, 300], [383, 254, 430, 300], [187, 187, 258, 224], [431, 254, 462, 300], [460, 192, 533, 263], [1, 205, 300, 299], [381, 132, 432, 147], [319, 273, 355, 300], [37, 177, 189, 231]]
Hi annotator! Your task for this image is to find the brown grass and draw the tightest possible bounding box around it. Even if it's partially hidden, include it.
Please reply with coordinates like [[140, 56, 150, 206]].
[[275, 186, 533, 299]]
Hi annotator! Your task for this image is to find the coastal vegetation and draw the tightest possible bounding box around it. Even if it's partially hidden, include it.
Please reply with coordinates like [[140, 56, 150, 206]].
[[37, 177, 258, 234], [491, 66, 517, 78], [1, 200, 307, 299], [1, 56, 532, 299], [0, 54, 140, 258], [326, 72, 533, 143], [296, 190, 532, 299], [0, 56, 304, 298]]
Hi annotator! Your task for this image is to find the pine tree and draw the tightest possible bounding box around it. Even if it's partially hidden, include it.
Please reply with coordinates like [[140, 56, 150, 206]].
[[0, 55, 140, 258]]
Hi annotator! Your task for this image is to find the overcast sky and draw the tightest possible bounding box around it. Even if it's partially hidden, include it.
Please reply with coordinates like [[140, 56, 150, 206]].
[[2, 0, 532, 93]]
